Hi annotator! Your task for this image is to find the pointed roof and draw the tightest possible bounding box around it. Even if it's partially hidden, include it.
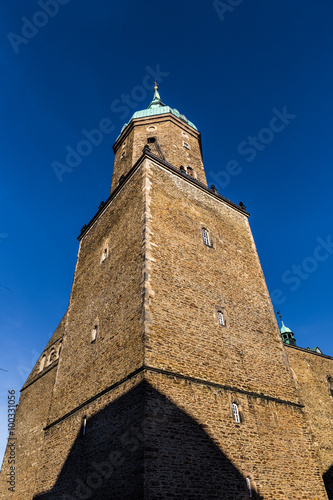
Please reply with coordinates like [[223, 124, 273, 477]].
[[117, 85, 198, 140], [280, 322, 297, 346], [147, 84, 165, 109], [280, 321, 293, 334], [277, 311, 297, 346]]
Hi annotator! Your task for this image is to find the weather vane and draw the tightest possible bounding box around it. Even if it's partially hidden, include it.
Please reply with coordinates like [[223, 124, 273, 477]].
[[154, 80, 159, 89], [277, 310, 283, 322]]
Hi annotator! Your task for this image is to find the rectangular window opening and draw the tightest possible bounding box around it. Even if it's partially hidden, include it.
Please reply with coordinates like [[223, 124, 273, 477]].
[[246, 477, 252, 497], [82, 416, 87, 436], [232, 403, 240, 424], [202, 228, 210, 246], [218, 311, 225, 326], [91, 325, 98, 343]]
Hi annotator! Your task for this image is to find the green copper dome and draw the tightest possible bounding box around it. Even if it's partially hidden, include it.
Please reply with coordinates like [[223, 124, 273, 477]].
[[117, 86, 198, 139], [280, 321, 293, 334], [279, 319, 297, 346]]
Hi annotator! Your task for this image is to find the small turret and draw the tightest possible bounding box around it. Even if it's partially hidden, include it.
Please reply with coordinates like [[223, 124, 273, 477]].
[[277, 311, 297, 346]]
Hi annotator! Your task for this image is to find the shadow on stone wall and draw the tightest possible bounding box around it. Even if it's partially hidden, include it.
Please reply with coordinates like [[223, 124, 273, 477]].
[[33, 381, 263, 500], [323, 464, 333, 500]]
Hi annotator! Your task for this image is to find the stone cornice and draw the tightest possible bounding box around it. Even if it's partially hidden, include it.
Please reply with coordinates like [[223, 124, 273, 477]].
[[78, 150, 249, 241], [44, 365, 303, 431], [113, 112, 202, 153], [285, 343, 333, 360]]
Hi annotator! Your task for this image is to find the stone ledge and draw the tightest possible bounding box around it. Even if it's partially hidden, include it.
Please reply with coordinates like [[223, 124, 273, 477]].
[[78, 150, 249, 241], [44, 364, 303, 431]]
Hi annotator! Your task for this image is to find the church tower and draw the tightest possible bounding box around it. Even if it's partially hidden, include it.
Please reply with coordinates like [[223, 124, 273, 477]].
[[0, 85, 330, 499]]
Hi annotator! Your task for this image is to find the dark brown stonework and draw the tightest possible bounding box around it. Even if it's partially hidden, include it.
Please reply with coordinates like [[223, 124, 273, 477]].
[[0, 95, 332, 499]]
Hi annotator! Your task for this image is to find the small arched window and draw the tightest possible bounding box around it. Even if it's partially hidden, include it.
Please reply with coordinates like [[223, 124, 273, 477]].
[[232, 402, 240, 423], [217, 311, 225, 326], [39, 355, 46, 372], [49, 349, 56, 365], [202, 228, 210, 246], [57, 342, 62, 358]]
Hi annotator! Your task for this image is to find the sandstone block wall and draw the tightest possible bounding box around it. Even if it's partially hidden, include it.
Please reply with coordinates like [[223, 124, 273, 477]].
[[33, 372, 146, 499], [0, 366, 58, 499], [111, 114, 207, 193], [146, 160, 298, 402], [144, 370, 328, 499], [47, 166, 145, 423], [286, 345, 333, 498]]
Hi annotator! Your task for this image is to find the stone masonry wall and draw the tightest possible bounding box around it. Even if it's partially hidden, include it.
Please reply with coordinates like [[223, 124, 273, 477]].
[[47, 166, 146, 424], [145, 160, 298, 402], [33, 372, 146, 499], [286, 345, 333, 498], [111, 114, 206, 193], [144, 370, 328, 499], [0, 366, 58, 499]]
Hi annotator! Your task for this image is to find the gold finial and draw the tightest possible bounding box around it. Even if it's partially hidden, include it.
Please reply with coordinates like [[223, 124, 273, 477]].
[[154, 80, 159, 89]]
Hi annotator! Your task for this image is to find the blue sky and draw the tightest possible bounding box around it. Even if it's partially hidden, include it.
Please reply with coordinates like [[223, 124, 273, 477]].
[[0, 0, 332, 461]]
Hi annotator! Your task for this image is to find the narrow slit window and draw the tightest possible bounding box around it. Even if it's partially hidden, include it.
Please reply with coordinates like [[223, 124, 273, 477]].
[[328, 377, 333, 397], [202, 228, 210, 246], [246, 477, 252, 498], [82, 416, 87, 436], [217, 311, 225, 326], [232, 402, 240, 424], [91, 325, 98, 343], [183, 141, 190, 150], [101, 248, 108, 262]]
